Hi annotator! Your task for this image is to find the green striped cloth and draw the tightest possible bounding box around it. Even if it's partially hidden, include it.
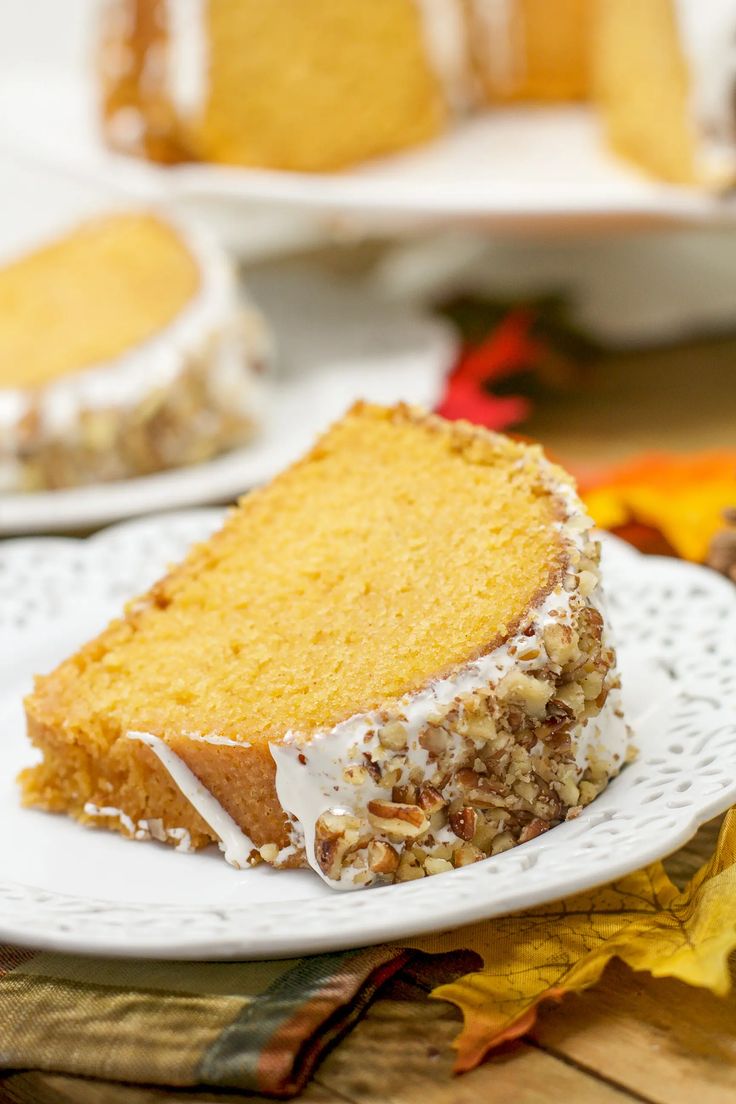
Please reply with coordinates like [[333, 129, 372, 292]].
[[0, 944, 473, 1098]]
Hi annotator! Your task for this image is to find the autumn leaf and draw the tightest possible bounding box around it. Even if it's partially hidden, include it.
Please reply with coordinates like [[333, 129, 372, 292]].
[[410, 809, 736, 1073], [580, 451, 736, 562], [435, 311, 538, 430]]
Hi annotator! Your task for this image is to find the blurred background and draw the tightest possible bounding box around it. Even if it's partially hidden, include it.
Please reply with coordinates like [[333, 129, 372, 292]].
[[0, 0, 734, 575]]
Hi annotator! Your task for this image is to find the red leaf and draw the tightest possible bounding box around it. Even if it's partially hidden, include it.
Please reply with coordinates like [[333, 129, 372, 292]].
[[436, 310, 539, 429]]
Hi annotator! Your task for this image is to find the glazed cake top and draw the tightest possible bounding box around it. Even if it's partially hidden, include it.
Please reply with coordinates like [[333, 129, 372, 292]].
[[29, 404, 574, 743], [0, 213, 200, 389]]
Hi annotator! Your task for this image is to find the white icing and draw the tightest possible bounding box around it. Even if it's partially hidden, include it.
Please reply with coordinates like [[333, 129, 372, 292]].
[[83, 801, 193, 850], [271, 459, 629, 890], [204, 312, 269, 420], [84, 801, 137, 837], [413, 0, 477, 111], [468, 0, 525, 97], [118, 731, 297, 866], [105, 0, 136, 43], [164, 0, 208, 118], [140, 40, 167, 98], [126, 730, 257, 868], [165, 826, 194, 851], [572, 584, 627, 773], [0, 214, 269, 468], [673, 0, 736, 182], [105, 105, 147, 152], [572, 686, 627, 773], [276, 842, 300, 864], [181, 732, 252, 749]]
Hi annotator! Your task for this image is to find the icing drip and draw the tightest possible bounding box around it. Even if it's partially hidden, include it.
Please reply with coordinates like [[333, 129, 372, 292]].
[[673, 0, 736, 182], [126, 730, 257, 868], [164, 0, 208, 118], [84, 801, 137, 838], [469, 0, 526, 97], [181, 732, 252, 748], [413, 0, 477, 111], [84, 801, 193, 851]]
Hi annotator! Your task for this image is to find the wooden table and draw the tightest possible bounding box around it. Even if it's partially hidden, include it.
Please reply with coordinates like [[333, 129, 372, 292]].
[[524, 333, 736, 466], [1, 818, 734, 1104]]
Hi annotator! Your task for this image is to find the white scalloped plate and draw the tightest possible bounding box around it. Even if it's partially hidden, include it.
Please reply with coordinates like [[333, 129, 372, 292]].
[[0, 511, 734, 959]]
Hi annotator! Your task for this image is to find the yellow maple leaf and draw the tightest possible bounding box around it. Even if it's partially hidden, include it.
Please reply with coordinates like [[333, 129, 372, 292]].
[[580, 451, 736, 562], [411, 808, 736, 1073]]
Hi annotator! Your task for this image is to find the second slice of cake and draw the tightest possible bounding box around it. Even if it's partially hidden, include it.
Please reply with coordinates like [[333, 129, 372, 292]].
[[21, 404, 629, 888], [0, 211, 268, 491]]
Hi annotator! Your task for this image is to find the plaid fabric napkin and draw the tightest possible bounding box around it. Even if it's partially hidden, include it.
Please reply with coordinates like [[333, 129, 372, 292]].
[[0, 943, 474, 1098], [2, 817, 728, 1097]]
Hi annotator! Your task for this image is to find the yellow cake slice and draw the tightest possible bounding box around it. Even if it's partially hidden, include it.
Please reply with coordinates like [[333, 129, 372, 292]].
[[100, 0, 474, 171], [0, 211, 269, 492], [593, 0, 736, 186], [21, 404, 629, 889]]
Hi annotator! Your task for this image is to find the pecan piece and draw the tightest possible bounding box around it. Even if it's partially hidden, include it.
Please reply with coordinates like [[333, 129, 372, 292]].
[[379, 721, 408, 751], [314, 811, 361, 880], [418, 725, 449, 756], [453, 844, 484, 868], [362, 754, 382, 783], [496, 671, 553, 719], [392, 783, 418, 805], [367, 840, 400, 874], [543, 622, 580, 666], [367, 800, 429, 840], [417, 783, 446, 815], [449, 806, 478, 841], [424, 856, 454, 875], [519, 817, 551, 843]]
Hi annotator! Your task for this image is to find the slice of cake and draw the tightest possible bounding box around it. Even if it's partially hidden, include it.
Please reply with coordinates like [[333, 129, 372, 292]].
[[100, 0, 475, 171], [593, 0, 736, 186], [21, 404, 629, 889], [0, 211, 269, 492]]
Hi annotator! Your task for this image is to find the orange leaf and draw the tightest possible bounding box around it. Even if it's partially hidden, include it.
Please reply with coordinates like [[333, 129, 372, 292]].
[[581, 451, 736, 561], [451, 988, 566, 1073], [409, 809, 736, 1074]]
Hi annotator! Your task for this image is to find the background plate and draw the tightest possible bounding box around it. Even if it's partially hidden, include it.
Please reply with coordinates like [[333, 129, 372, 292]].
[[0, 514, 734, 959], [2, 66, 736, 230], [0, 266, 454, 534]]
